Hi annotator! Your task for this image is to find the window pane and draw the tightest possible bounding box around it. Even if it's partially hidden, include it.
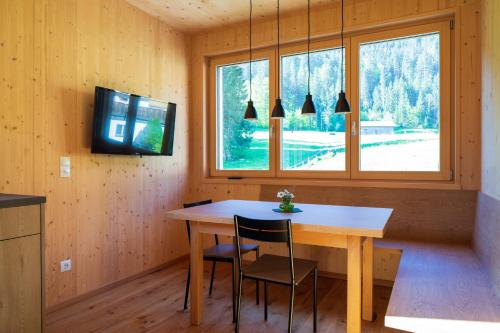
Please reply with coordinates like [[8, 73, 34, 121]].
[[216, 60, 269, 170], [281, 48, 346, 171], [359, 33, 440, 171]]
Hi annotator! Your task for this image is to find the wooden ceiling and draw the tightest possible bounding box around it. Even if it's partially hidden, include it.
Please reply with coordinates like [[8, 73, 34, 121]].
[[127, 0, 331, 33]]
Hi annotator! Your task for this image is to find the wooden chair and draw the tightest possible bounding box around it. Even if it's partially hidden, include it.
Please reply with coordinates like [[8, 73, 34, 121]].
[[183, 200, 260, 322], [234, 215, 318, 333]]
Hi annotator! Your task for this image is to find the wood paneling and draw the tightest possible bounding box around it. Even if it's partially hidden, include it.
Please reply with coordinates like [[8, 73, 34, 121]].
[[1, 0, 190, 308], [46, 259, 403, 333], [0, 234, 42, 333], [0, 0, 35, 194], [474, 192, 500, 298], [476, 0, 500, 300], [261, 186, 476, 243], [126, 0, 333, 33], [480, 0, 500, 200]]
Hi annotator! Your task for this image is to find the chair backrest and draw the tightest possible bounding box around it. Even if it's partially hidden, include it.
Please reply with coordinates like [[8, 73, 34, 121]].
[[184, 200, 218, 244], [233, 215, 295, 283]]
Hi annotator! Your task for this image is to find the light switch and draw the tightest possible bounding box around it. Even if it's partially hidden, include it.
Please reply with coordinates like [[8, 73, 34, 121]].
[[60, 156, 71, 178]]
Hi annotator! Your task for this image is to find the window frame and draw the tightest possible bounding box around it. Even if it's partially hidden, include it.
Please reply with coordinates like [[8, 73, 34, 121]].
[[351, 21, 452, 181], [207, 20, 454, 182], [276, 38, 352, 179], [209, 48, 277, 178]]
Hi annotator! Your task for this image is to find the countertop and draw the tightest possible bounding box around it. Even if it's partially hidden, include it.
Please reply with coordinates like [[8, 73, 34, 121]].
[[0, 193, 46, 209]]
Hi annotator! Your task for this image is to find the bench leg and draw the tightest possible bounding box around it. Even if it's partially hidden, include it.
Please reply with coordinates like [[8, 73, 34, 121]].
[[362, 237, 374, 322]]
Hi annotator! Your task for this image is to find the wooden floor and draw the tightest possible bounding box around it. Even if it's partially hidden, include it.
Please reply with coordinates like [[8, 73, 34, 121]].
[[46, 260, 403, 333]]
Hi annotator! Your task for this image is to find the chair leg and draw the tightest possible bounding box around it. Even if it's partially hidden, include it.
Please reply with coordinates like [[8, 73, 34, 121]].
[[313, 267, 318, 332], [183, 265, 190, 310], [232, 262, 236, 323], [236, 274, 243, 333], [264, 281, 268, 321], [209, 261, 216, 296], [288, 285, 295, 333], [255, 248, 260, 305]]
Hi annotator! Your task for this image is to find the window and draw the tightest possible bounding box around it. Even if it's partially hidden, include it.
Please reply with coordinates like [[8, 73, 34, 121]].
[[280, 44, 348, 175], [209, 21, 452, 182], [358, 33, 440, 172], [209, 50, 275, 177], [351, 22, 451, 180]]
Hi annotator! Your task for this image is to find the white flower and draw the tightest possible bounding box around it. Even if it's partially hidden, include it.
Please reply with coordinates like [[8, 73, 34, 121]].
[[277, 189, 295, 200]]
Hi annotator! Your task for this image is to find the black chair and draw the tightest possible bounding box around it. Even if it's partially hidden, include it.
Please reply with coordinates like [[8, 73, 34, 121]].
[[234, 215, 318, 333], [183, 200, 260, 322]]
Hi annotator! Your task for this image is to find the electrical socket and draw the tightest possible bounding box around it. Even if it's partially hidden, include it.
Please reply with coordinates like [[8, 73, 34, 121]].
[[60, 259, 72, 272]]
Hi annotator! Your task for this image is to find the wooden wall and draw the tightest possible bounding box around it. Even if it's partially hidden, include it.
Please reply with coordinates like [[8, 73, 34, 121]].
[[475, 0, 500, 297], [0, 0, 190, 307], [188, 0, 481, 278], [480, 0, 500, 201], [0, 0, 35, 194], [261, 186, 477, 244]]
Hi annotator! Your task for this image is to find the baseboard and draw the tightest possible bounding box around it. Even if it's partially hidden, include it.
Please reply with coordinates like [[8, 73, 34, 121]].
[[46, 254, 189, 314]]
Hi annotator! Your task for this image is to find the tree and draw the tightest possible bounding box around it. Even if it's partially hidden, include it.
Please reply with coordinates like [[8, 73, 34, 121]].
[[221, 65, 255, 162]]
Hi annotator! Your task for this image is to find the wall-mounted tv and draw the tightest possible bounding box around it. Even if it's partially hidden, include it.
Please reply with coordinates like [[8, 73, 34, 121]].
[[91, 86, 176, 156]]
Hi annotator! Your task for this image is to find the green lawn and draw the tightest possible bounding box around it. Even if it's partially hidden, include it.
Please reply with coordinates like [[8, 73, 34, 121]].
[[223, 131, 436, 170]]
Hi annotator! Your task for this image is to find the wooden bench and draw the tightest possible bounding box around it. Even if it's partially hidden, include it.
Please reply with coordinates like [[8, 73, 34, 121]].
[[375, 239, 500, 333]]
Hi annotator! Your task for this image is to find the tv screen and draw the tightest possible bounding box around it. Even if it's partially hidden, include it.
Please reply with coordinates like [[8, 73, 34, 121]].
[[91, 87, 176, 156]]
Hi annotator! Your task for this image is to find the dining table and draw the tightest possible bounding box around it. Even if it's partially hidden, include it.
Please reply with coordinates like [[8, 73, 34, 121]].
[[165, 199, 393, 333]]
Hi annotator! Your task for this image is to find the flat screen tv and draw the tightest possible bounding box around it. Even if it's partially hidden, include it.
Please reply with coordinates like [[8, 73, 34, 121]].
[[91, 86, 176, 156]]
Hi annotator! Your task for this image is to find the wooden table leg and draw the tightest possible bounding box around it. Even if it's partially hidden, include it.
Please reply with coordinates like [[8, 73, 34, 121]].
[[347, 236, 362, 333], [190, 221, 204, 325], [362, 237, 374, 321]]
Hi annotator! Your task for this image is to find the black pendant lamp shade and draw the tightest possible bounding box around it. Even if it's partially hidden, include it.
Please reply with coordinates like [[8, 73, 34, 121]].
[[301, 0, 315, 115], [335, 0, 351, 114], [245, 100, 258, 119], [335, 91, 350, 113], [272, 98, 285, 118], [302, 94, 316, 115], [245, 0, 258, 120], [272, 0, 285, 119]]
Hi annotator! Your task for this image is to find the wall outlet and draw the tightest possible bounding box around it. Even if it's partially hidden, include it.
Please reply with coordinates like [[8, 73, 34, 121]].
[[60, 156, 71, 178], [60, 259, 72, 272]]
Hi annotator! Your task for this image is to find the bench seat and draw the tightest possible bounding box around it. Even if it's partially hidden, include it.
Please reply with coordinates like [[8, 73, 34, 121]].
[[375, 239, 500, 333]]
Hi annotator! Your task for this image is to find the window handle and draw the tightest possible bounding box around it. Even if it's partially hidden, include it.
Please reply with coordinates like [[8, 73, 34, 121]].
[[352, 121, 357, 137]]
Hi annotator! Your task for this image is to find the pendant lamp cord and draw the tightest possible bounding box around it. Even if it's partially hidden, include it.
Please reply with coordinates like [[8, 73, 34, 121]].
[[307, 0, 311, 94], [276, 0, 280, 98], [340, 0, 344, 92], [249, 0, 253, 101]]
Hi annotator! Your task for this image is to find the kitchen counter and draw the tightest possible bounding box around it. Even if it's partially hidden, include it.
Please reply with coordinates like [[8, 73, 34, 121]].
[[0, 193, 46, 209]]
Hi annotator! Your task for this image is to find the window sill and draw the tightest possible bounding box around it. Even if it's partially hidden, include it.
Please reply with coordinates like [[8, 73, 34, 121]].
[[202, 176, 462, 190]]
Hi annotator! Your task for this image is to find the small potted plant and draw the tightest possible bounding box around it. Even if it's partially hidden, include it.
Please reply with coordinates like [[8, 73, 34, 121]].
[[277, 189, 295, 213]]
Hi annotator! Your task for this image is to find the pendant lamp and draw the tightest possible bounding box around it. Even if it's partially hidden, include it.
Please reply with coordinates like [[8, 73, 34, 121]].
[[335, 0, 351, 113], [244, 0, 258, 120], [271, 0, 285, 119], [302, 0, 316, 115]]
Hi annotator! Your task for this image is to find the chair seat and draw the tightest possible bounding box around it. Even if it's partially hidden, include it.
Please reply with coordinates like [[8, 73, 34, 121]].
[[243, 254, 317, 285], [203, 243, 258, 260]]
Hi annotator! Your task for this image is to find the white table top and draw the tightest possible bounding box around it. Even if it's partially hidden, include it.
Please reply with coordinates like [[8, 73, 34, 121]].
[[165, 200, 393, 238]]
